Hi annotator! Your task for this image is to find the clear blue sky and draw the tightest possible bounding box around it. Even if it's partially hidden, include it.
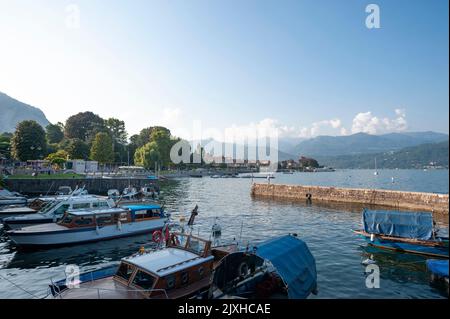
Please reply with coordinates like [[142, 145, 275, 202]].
[[0, 0, 448, 138]]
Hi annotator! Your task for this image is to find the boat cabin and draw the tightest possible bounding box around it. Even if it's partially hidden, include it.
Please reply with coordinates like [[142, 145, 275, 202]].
[[57, 205, 164, 228], [112, 233, 214, 299]]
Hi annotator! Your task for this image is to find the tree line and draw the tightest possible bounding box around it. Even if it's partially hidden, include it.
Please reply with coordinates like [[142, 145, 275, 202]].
[[0, 111, 197, 171]]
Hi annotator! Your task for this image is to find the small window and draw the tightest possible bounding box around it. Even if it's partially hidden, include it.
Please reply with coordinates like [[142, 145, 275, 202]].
[[72, 203, 90, 210], [93, 201, 109, 208], [59, 214, 74, 225], [198, 266, 205, 278], [96, 214, 112, 225], [116, 263, 135, 282], [166, 275, 176, 290], [74, 216, 93, 226], [132, 270, 156, 290], [180, 272, 189, 285]]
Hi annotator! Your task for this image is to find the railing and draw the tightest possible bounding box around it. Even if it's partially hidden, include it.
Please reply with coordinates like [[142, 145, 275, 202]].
[[53, 286, 169, 299]]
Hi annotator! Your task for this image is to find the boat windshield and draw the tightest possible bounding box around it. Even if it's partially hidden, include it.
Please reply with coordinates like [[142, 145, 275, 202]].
[[40, 200, 61, 214], [185, 236, 208, 256], [131, 270, 156, 290], [58, 213, 75, 225], [115, 263, 135, 283]]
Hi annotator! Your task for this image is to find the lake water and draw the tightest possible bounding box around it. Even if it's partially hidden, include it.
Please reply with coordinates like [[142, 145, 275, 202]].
[[0, 169, 448, 299]]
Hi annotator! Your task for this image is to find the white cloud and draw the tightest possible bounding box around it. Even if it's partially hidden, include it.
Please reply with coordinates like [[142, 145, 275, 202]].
[[299, 118, 343, 138], [351, 109, 407, 134]]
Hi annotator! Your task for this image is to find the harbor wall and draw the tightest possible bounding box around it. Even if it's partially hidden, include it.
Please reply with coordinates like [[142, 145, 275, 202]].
[[251, 183, 449, 214], [5, 178, 158, 195]]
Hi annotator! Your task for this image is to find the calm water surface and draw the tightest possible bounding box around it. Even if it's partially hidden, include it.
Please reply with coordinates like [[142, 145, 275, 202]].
[[0, 169, 448, 299]]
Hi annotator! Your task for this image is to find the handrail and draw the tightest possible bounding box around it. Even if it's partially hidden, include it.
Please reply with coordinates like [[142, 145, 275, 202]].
[[53, 286, 169, 299]]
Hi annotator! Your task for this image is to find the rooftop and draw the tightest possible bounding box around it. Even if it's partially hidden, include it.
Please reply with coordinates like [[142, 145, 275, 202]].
[[124, 247, 213, 277]]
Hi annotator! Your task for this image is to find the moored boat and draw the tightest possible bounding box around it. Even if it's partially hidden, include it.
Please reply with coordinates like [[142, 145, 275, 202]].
[[2, 195, 115, 230], [49, 231, 217, 299], [0, 188, 27, 207], [48, 229, 317, 299], [7, 204, 167, 248], [354, 209, 449, 258]]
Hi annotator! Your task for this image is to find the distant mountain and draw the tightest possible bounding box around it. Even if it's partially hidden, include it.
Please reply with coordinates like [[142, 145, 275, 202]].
[[0, 91, 50, 133], [290, 132, 449, 157], [317, 141, 449, 169]]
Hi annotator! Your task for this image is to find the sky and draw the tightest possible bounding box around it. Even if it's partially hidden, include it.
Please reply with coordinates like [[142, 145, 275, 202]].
[[0, 0, 448, 140]]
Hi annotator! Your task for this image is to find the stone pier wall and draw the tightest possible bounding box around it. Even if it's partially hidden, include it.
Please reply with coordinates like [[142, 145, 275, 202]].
[[251, 183, 449, 214]]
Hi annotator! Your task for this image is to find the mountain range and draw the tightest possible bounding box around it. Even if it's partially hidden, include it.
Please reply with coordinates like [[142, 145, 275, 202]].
[[1, 91, 448, 167], [282, 131, 449, 157], [316, 141, 449, 169], [0, 91, 50, 133]]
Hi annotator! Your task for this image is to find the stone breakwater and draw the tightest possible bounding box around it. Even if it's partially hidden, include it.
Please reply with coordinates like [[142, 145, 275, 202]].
[[251, 183, 449, 214]]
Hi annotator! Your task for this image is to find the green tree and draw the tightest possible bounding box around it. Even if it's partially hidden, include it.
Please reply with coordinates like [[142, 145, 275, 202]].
[[46, 150, 69, 169], [134, 141, 161, 170], [0, 133, 12, 160], [60, 138, 90, 160], [105, 118, 128, 163], [46, 123, 64, 144], [64, 111, 106, 142], [11, 120, 47, 161], [90, 132, 114, 163]]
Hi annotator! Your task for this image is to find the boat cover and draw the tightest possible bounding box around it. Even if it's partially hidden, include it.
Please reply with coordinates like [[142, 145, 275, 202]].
[[426, 259, 449, 278], [363, 209, 433, 240], [255, 235, 317, 299]]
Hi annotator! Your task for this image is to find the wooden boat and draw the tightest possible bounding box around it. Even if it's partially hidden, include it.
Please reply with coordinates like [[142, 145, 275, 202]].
[[49, 232, 219, 299], [7, 204, 167, 248], [48, 231, 318, 299], [354, 209, 449, 258]]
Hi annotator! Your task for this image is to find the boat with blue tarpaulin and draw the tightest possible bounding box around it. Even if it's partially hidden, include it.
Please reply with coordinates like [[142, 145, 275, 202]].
[[354, 209, 448, 259]]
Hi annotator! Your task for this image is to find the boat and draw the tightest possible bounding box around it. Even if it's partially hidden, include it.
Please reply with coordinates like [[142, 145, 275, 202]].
[[0, 188, 27, 207], [211, 234, 317, 299], [7, 204, 168, 248], [2, 195, 115, 230], [49, 230, 219, 299], [426, 259, 449, 294], [354, 209, 449, 258], [239, 173, 275, 179], [48, 232, 317, 299], [373, 158, 379, 175], [47, 204, 317, 300]]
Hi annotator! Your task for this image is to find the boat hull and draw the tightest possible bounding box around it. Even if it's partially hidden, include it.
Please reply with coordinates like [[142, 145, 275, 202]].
[[359, 235, 449, 258], [8, 218, 167, 248]]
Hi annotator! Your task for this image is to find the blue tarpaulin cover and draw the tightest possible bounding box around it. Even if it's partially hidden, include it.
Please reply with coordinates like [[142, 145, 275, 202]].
[[255, 235, 317, 299], [363, 209, 433, 240], [426, 259, 449, 278]]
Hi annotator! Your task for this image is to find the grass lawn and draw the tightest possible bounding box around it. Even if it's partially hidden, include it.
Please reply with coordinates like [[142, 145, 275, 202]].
[[7, 173, 85, 179]]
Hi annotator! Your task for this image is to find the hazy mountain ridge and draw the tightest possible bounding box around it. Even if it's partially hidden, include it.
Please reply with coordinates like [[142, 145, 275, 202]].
[[0, 91, 50, 133], [316, 140, 449, 169], [286, 132, 449, 157]]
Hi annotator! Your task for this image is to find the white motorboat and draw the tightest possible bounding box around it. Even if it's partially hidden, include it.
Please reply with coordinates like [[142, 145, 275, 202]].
[[7, 204, 168, 248], [0, 188, 27, 207], [2, 195, 115, 230]]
